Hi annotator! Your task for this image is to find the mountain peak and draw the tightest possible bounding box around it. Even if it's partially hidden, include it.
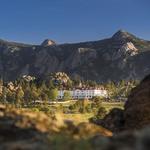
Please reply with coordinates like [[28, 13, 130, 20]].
[[41, 39, 56, 47], [112, 30, 135, 40]]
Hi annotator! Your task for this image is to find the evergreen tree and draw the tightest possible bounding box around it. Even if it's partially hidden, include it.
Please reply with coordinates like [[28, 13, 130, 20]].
[[24, 86, 32, 106], [63, 91, 71, 101], [48, 80, 55, 89], [6, 90, 16, 105], [49, 88, 58, 101], [40, 92, 48, 106], [40, 82, 47, 92], [16, 87, 24, 107]]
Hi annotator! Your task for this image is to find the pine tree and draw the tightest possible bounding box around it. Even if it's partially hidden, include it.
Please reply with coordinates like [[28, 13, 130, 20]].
[[16, 86, 24, 107], [63, 91, 71, 101], [49, 88, 58, 101]]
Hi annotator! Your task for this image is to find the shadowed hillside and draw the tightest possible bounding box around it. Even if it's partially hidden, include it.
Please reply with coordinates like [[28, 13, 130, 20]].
[[0, 30, 150, 82]]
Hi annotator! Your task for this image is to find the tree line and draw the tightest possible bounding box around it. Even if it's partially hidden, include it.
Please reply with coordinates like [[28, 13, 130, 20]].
[[0, 73, 139, 107]]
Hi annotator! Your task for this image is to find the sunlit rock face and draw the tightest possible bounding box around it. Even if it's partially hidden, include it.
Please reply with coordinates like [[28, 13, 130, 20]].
[[120, 42, 138, 56], [112, 42, 138, 60]]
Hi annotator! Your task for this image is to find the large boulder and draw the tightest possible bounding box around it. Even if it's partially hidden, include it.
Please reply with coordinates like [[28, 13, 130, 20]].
[[0, 104, 150, 150], [124, 75, 150, 130], [95, 108, 125, 132], [90, 126, 150, 150], [95, 74, 150, 132], [0, 105, 62, 150], [0, 105, 113, 150]]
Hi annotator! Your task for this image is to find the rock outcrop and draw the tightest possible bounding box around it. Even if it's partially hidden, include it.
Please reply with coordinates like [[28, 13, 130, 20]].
[[96, 74, 150, 132], [0, 105, 58, 150], [112, 30, 135, 41], [112, 42, 138, 60], [94, 108, 125, 132], [90, 127, 150, 150], [0, 104, 150, 149], [0, 105, 113, 150], [124, 74, 150, 130]]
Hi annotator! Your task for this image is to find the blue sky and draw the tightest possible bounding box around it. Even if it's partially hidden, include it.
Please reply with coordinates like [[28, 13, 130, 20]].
[[0, 0, 149, 44]]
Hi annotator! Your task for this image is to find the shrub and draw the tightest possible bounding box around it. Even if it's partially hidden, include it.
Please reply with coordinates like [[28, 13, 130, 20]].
[[96, 107, 107, 119], [69, 100, 91, 113], [39, 106, 51, 114], [91, 96, 103, 109], [90, 107, 107, 123], [31, 108, 40, 112]]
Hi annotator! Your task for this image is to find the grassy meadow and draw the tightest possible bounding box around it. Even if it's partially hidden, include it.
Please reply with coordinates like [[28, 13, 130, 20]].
[[30, 100, 125, 123]]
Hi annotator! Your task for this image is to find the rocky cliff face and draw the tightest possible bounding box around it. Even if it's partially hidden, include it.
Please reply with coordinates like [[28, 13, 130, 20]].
[[0, 30, 150, 82]]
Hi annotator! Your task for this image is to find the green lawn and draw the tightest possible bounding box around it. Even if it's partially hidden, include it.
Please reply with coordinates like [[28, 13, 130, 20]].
[[61, 102, 124, 123], [102, 102, 124, 111], [32, 101, 124, 123], [62, 113, 94, 124]]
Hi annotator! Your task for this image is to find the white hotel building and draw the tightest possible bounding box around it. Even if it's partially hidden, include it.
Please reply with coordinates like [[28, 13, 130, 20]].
[[57, 88, 108, 100]]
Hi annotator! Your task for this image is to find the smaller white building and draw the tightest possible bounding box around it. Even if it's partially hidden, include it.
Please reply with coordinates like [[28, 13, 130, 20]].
[[57, 88, 108, 100]]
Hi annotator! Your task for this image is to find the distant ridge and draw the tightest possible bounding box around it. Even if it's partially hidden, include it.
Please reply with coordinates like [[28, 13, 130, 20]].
[[0, 30, 150, 82]]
